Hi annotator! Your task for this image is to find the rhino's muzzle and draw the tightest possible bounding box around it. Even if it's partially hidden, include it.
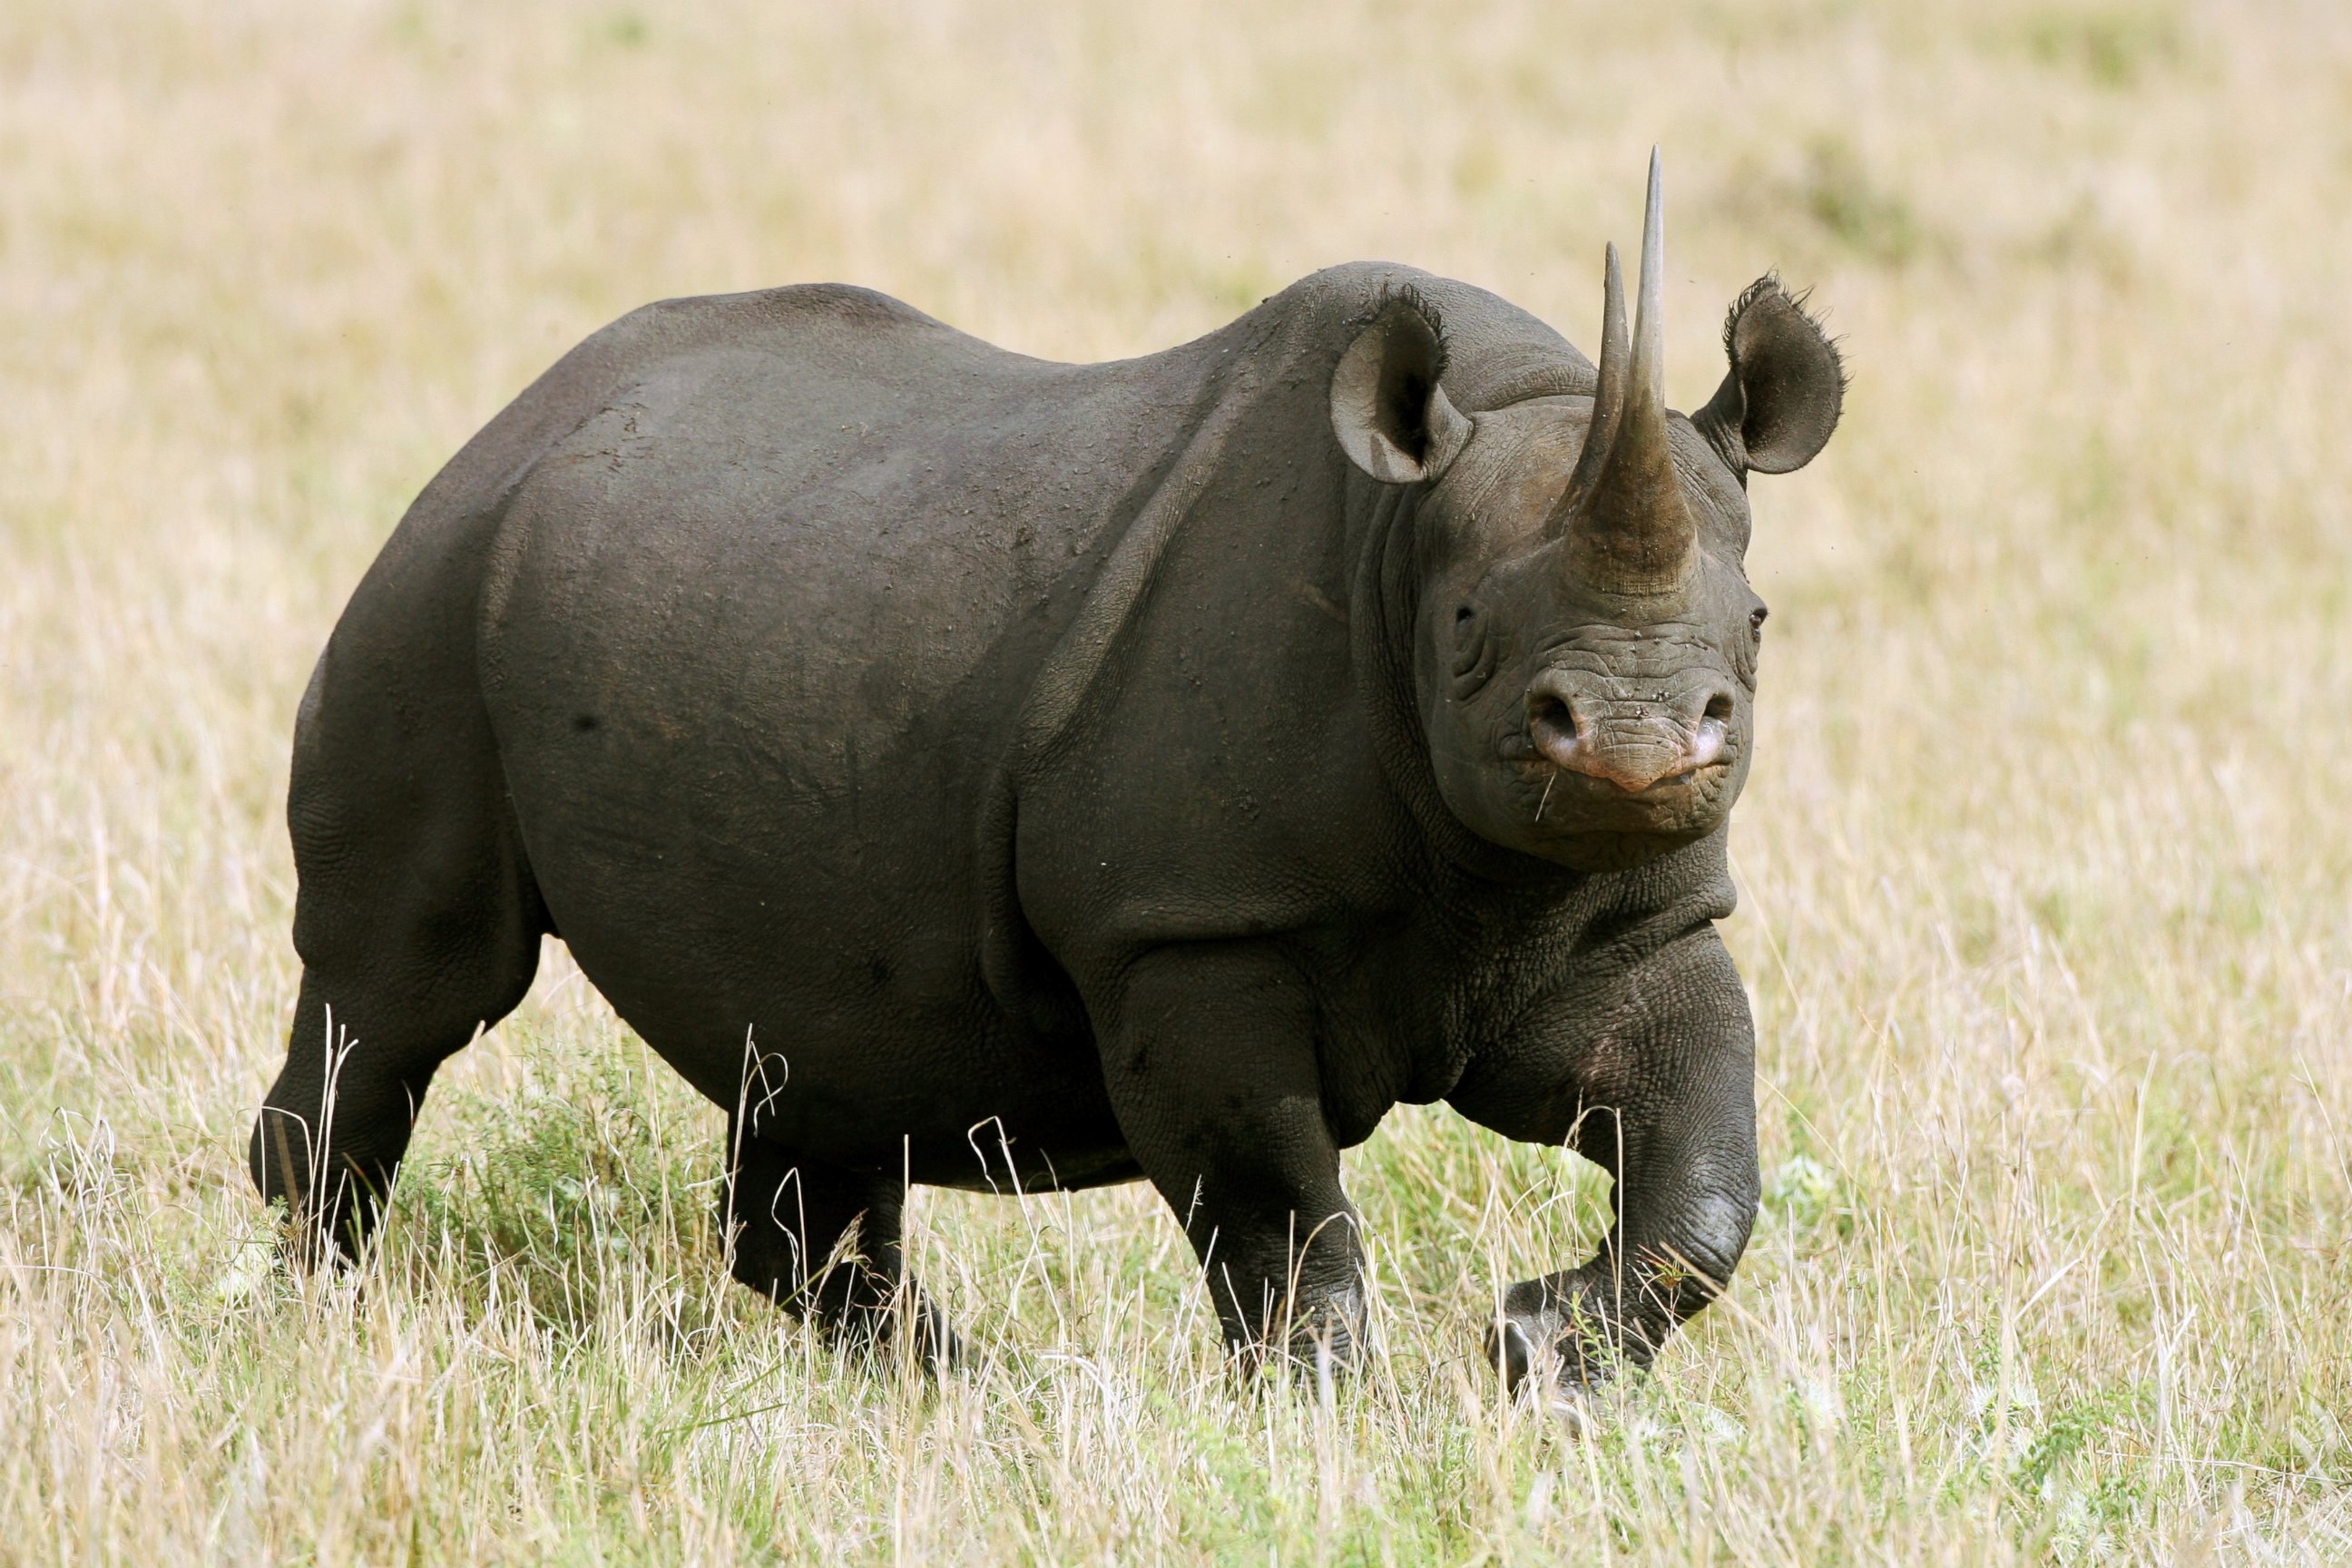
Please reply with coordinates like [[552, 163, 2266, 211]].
[[1526, 667, 1733, 795]]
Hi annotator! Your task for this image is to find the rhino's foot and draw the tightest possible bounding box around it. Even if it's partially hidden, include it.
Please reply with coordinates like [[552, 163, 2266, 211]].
[[720, 1140, 965, 1370], [1485, 1268, 1661, 1395], [1226, 1282, 1366, 1387], [826, 1281, 962, 1376], [251, 1129, 396, 1279]]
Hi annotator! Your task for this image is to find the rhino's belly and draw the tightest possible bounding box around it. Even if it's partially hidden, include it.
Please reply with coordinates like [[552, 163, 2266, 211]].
[[478, 421, 1123, 1177], [501, 740, 1128, 1175]]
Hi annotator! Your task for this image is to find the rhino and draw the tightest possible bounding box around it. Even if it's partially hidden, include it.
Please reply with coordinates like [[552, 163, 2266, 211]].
[[251, 154, 1842, 1391]]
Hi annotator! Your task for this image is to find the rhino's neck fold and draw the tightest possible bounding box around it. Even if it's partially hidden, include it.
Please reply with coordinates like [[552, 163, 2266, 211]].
[[1011, 384, 1254, 765]]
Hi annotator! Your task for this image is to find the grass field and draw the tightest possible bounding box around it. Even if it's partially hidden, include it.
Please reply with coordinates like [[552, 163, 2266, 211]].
[[5, 0, 2350, 1560]]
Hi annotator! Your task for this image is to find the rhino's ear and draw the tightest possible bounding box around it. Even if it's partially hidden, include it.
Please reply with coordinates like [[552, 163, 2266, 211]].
[[1331, 300, 1473, 485], [1691, 277, 1844, 476]]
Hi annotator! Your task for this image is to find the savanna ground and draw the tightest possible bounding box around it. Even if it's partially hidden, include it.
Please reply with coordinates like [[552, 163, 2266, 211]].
[[4, 0, 2348, 1561]]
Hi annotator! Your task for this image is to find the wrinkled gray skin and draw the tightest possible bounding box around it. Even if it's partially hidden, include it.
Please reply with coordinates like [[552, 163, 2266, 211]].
[[251, 165, 1843, 1392]]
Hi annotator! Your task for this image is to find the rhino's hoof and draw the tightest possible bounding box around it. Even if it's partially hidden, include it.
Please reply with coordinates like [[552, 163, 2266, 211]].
[[1486, 1276, 1623, 1395], [1486, 1308, 1585, 1393], [1282, 1324, 1360, 1387], [1221, 1292, 1367, 1388], [831, 1287, 961, 1375], [1485, 1315, 1622, 1403], [1485, 1311, 1541, 1390], [900, 1301, 963, 1375]]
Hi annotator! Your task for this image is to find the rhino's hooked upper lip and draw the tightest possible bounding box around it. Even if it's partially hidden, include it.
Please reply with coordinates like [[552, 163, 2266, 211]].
[[1529, 698, 1727, 789], [1517, 662, 1737, 799]]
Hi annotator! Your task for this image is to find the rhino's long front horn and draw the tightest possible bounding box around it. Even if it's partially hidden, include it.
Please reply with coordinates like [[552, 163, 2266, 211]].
[[1556, 150, 1696, 595]]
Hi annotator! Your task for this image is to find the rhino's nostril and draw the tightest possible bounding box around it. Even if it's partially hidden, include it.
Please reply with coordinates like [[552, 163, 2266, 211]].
[[1690, 692, 1735, 771], [1528, 693, 1585, 773]]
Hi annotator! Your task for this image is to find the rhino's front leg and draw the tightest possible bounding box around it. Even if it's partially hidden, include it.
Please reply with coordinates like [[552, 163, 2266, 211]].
[[1099, 945, 1364, 1372], [1453, 923, 1760, 1393]]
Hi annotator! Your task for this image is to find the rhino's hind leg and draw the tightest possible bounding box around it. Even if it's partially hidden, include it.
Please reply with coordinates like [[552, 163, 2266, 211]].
[[251, 952, 536, 1266], [250, 645, 548, 1266], [721, 1134, 957, 1369], [250, 887, 544, 1265]]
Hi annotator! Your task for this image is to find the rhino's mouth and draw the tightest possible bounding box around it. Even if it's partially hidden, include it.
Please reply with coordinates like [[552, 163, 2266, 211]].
[[1525, 757, 1730, 816], [1499, 703, 1739, 850], [1523, 695, 1731, 799]]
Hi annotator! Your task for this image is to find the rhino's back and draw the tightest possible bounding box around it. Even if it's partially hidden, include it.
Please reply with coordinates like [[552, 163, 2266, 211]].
[[485, 283, 1215, 740], [471, 286, 1222, 1139]]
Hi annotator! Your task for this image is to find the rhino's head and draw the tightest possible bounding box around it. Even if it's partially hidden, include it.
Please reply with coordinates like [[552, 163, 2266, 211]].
[[1332, 155, 1844, 872]]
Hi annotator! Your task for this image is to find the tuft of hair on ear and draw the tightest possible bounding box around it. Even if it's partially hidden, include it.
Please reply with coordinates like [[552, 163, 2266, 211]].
[[1699, 271, 1847, 477], [1382, 283, 1452, 384], [1723, 272, 1849, 399]]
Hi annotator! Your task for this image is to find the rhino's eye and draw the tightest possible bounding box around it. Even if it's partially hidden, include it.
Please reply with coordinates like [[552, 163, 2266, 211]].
[[1449, 603, 1497, 692]]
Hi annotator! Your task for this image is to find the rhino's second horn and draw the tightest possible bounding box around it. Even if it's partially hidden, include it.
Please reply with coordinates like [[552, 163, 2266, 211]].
[[1552, 149, 1696, 596]]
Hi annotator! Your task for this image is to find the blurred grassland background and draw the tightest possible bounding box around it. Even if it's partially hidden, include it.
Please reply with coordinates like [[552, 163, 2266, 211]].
[[3, 0, 2349, 1561]]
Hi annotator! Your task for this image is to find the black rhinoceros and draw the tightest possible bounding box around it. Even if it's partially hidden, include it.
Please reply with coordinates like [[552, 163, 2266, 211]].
[[251, 155, 1842, 1390]]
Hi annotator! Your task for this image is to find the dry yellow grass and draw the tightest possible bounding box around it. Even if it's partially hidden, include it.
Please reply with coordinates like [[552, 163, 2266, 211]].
[[4, 0, 2348, 1561]]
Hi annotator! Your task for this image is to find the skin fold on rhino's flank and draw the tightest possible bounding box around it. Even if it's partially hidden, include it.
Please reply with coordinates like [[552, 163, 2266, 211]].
[[250, 155, 1845, 1392]]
